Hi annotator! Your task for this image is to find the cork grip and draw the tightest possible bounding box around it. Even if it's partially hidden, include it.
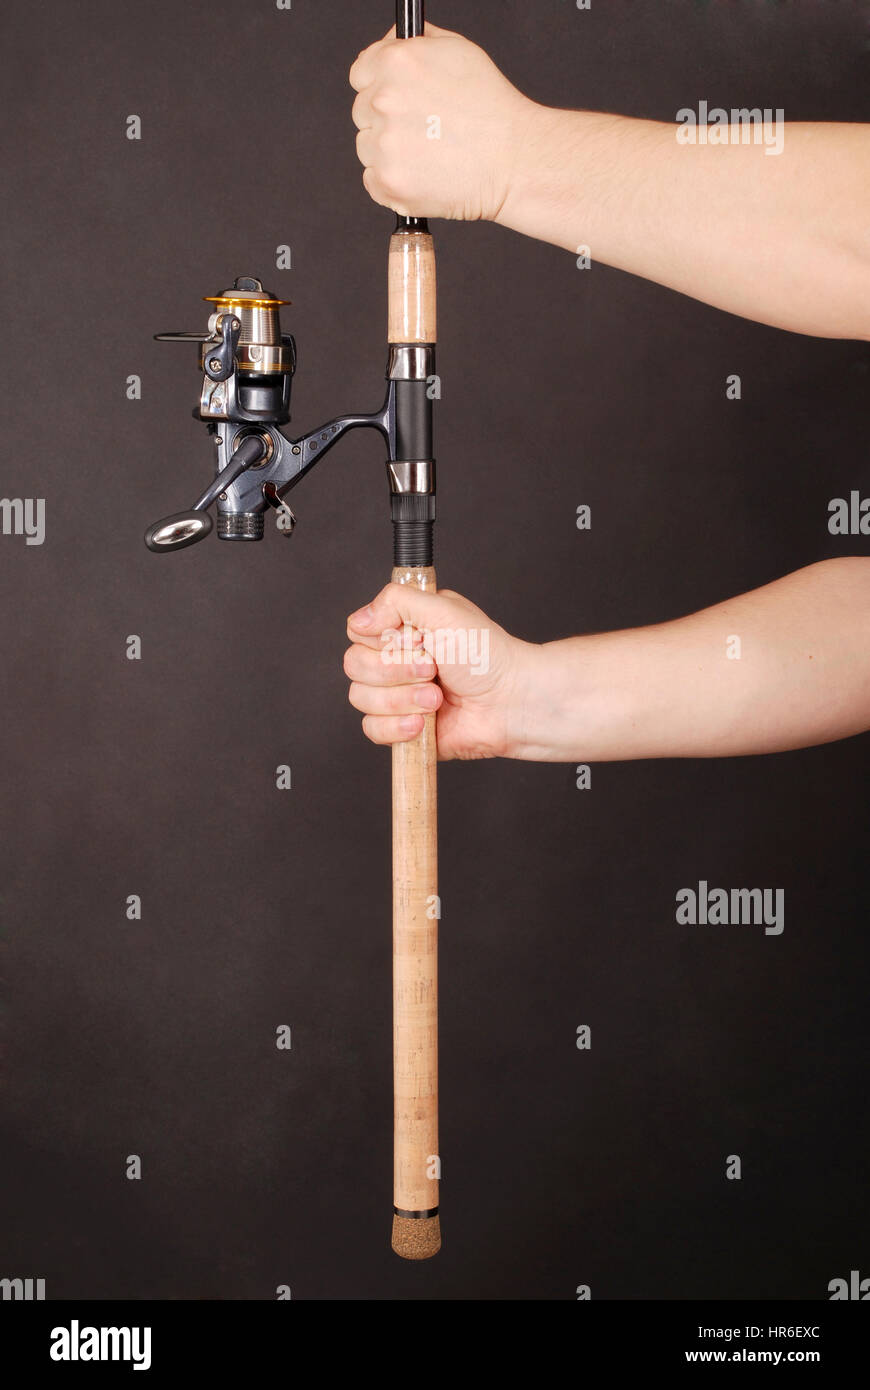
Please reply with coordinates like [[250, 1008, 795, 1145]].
[[391, 564, 440, 1260], [388, 232, 437, 344]]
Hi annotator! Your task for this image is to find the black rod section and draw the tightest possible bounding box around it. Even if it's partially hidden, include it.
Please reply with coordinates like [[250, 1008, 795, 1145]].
[[396, 2, 428, 234], [397, 0, 424, 39]]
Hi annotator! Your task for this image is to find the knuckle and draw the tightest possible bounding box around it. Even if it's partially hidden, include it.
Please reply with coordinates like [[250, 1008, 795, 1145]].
[[375, 584, 399, 611], [370, 85, 398, 115], [382, 43, 412, 74], [362, 168, 387, 205], [362, 715, 385, 745], [349, 64, 371, 94], [378, 162, 404, 197]]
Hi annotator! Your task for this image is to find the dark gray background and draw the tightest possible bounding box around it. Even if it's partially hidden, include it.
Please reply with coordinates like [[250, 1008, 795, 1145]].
[[1, 0, 868, 1300]]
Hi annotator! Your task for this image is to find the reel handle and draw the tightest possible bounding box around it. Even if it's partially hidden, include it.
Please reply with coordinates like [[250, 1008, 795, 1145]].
[[144, 434, 268, 553]]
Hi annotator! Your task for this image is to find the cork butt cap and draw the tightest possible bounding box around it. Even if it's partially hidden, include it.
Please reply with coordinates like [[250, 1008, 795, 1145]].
[[392, 1214, 441, 1260]]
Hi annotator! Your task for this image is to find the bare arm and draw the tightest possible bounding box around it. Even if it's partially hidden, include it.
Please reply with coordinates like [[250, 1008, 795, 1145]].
[[499, 112, 870, 341], [344, 559, 870, 761], [351, 26, 870, 339], [523, 558, 870, 761]]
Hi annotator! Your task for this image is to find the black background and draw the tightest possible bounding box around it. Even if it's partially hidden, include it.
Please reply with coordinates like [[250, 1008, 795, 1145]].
[[1, 0, 868, 1300]]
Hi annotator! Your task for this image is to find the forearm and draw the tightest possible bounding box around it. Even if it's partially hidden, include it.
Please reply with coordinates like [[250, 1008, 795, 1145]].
[[514, 559, 870, 761], [498, 109, 870, 340]]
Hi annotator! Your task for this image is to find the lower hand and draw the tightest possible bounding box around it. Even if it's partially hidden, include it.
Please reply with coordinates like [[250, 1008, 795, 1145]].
[[344, 583, 540, 760]]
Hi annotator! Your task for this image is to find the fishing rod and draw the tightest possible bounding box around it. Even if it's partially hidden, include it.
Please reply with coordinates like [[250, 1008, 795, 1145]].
[[145, 0, 441, 1260]]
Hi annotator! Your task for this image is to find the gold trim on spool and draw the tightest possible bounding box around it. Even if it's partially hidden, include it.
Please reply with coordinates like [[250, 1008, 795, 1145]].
[[203, 296, 291, 308]]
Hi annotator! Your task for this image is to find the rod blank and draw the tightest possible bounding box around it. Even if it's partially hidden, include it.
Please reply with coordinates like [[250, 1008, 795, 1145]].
[[397, 1, 424, 41]]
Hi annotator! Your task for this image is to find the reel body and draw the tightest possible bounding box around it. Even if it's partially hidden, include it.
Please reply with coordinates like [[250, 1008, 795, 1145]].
[[145, 275, 410, 551]]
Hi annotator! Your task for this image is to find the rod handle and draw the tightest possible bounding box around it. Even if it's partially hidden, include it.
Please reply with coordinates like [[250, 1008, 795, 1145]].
[[391, 564, 440, 1260]]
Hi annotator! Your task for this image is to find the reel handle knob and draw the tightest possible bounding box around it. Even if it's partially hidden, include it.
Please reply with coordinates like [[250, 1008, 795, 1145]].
[[145, 510, 213, 552]]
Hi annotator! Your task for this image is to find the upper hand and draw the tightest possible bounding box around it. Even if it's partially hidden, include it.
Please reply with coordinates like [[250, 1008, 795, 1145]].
[[349, 23, 536, 222]]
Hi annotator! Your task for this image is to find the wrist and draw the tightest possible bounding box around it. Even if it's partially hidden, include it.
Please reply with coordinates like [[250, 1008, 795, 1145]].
[[496, 638, 547, 760], [500, 636, 595, 761], [493, 103, 581, 235], [504, 633, 651, 763]]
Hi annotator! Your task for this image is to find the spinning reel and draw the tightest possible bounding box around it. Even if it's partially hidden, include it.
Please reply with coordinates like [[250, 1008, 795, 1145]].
[[145, 274, 435, 559]]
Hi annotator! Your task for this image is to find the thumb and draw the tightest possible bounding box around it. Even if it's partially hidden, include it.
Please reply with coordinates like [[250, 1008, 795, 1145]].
[[348, 28, 396, 92], [348, 582, 469, 649]]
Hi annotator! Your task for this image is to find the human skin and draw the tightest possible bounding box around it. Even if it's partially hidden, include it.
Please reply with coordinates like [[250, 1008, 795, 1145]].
[[346, 27, 869, 760], [344, 560, 870, 759], [350, 24, 870, 340]]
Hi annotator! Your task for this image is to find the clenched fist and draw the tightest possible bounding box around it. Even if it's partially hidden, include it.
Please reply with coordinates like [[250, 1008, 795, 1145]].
[[344, 583, 540, 760], [349, 23, 539, 222]]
